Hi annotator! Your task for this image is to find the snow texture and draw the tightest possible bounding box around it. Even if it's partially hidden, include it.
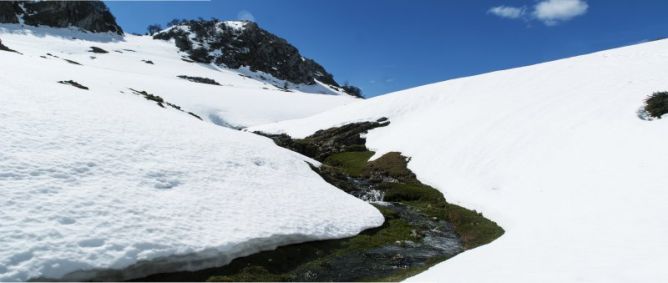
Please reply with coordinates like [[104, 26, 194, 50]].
[[0, 26, 383, 281], [252, 39, 668, 282]]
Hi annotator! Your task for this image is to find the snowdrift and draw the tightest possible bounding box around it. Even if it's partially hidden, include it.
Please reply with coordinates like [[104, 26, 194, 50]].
[[252, 39, 668, 282], [0, 26, 382, 281]]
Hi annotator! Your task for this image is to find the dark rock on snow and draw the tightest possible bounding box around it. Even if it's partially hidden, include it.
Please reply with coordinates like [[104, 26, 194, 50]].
[[89, 46, 108, 54], [177, 75, 221, 86], [0, 1, 123, 34], [58, 80, 89, 90], [0, 38, 20, 54]]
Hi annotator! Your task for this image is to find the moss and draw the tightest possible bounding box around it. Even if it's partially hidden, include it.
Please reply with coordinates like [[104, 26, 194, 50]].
[[207, 266, 285, 282], [364, 152, 416, 182], [445, 204, 505, 249], [324, 151, 374, 176], [344, 215, 414, 253]]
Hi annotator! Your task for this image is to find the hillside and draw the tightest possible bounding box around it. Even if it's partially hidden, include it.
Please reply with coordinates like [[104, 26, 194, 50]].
[[0, 24, 359, 128], [251, 38, 668, 282], [0, 25, 383, 281]]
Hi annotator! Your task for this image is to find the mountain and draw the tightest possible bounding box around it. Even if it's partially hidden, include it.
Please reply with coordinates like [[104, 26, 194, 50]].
[[153, 19, 362, 97], [251, 39, 668, 283], [0, 1, 361, 97], [0, 0, 123, 34]]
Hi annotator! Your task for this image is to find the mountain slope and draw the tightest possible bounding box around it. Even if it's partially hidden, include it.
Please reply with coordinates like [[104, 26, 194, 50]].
[[251, 39, 668, 282], [153, 19, 362, 98], [0, 27, 383, 282], [0, 25, 357, 128]]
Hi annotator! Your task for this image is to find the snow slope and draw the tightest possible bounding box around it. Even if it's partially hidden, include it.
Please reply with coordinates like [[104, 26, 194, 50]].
[[252, 39, 668, 282], [0, 26, 383, 281], [0, 24, 357, 128]]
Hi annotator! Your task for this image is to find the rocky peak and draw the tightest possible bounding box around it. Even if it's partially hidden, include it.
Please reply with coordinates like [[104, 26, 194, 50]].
[[0, 1, 123, 35], [154, 19, 362, 97]]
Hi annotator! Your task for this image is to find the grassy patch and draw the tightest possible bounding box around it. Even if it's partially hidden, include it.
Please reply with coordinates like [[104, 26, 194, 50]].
[[324, 151, 374, 176], [381, 183, 447, 220], [364, 152, 416, 181], [445, 204, 504, 249]]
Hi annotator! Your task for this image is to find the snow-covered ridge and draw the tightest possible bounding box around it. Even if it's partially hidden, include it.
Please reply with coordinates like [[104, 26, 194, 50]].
[[0, 25, 383, 281], [153, 19, 363, 97], [251, 38, 668, 282]]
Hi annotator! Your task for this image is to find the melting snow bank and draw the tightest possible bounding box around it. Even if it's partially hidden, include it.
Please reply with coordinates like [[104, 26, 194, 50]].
[[0, 59, 383, 281], [250, 39, 668, 282]]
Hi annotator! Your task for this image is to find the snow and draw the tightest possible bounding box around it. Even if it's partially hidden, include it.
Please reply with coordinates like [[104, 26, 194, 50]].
[[0, 26, 383, 281], [222, 21, 247, 31], [251, 39, 668, 282], [0, 24, 357, 129]]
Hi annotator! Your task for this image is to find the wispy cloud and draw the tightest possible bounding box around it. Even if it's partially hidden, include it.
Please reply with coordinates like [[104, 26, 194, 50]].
[[237, 10, 255, 22], [488, 0, 588, 26], [488, 6, 526, 19]]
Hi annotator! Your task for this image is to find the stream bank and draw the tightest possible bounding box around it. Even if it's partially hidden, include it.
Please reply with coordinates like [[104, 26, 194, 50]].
[[135, 118, 503, 282]]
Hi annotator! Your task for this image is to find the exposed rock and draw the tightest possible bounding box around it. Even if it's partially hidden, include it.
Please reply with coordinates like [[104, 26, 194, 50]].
[[89, 46, 108, 54], [58, 80, 89, 90], [177, 75, 220, 85], [0, 1, 123, 35], [127, 88, 201, 121], [63, 58, 82, 65], [0, 38, 20, 54], [154, 20, 360, 96]]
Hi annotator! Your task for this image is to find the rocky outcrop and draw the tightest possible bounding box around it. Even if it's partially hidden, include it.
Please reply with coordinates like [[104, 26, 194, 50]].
[[0, 1, 123, 35], [0, 38, 20, 53], [154, 19, 361, 96]]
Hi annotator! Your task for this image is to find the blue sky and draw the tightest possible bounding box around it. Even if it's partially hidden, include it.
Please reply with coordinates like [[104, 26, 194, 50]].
[[105, 0, 668, 97]]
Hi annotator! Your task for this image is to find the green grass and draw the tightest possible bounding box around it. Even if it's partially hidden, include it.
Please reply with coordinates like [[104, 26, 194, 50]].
[[364, 152, 416, 181], [324, 151, 374, 176], [380, 183, 447, 220], [445, 204, 505, 249]]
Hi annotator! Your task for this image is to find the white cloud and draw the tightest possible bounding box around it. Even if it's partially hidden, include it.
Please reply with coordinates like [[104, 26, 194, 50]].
[[488, 6, 526, 19], [488, 0, 588, 26], [533, 0, 588, 25], [237, 10, 255, 22]]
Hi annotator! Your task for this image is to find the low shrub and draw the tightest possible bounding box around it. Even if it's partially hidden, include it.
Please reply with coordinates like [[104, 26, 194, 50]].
[[644, 91, 668, 119]]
